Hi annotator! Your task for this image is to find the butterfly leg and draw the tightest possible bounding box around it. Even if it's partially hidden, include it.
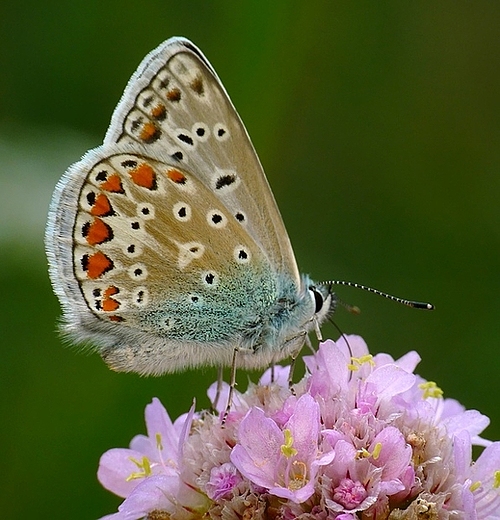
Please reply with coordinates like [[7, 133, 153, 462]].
[[288, 354, 298, 395], [305, 334, 316, 353], [211, 365, 224, 413], [284, 330, 308, 393], [312, 315, 323, 341], [222, 346, 239, 425]]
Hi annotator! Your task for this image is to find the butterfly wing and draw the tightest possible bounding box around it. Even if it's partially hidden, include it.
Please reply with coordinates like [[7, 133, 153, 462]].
[[104, 37, 300, 284], [46, 38, 310, 375]]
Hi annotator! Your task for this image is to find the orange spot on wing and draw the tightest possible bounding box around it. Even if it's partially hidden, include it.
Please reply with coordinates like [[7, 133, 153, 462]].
[[166, 168, 186, 184], [101, 173, 124, 193], [84, 218, 113, 245], [102, 286, 120, 311], [166, 88, 181, 102], [139, 122, 161, 143], [108, 315, 124, 322], [190, 76, 204, 95], [82, 251, 114, 279], [90, 193, 114, 217], [129, 163, 157, 190], [151, 103, 167, 120]]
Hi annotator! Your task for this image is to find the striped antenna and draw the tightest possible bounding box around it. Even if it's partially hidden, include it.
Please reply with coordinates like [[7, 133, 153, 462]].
[[322, 281, 434, 310]]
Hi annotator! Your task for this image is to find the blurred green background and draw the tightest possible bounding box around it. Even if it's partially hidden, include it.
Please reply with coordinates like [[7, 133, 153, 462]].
[[1, 2, 499, 517]]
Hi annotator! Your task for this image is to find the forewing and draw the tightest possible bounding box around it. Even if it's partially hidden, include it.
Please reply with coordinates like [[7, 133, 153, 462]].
[[104, 37, 299, 283]]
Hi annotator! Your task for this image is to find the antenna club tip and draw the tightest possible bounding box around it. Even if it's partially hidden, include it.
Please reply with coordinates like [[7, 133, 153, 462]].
[[350, 305, 361, 315], [412, 302, 435, 310]]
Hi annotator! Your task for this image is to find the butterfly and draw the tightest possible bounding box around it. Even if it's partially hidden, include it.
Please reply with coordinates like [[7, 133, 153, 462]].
[[45, 37, 335, 376]]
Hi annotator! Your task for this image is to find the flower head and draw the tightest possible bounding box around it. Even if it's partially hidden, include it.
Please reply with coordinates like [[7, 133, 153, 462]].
[[97, 336, 500, 519]]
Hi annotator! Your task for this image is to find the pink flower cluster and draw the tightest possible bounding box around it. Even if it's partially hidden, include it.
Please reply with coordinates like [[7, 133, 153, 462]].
[[98, 336, 500, 519]]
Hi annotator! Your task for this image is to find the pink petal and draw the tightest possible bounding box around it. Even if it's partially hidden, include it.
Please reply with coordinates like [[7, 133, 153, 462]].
[[259, 364, 290, 386], [144, 398, 178, 458], [285, 394, 320, 460], [97, 448, 148, 498], [269, 480, 316, 503], [369, 427, 412, 480], [114, 475, 178, 519], [394, 350, 421, 373], [443, 409, 490, 443], [230, 407, 282, 488], [366, 364, 416, 400]]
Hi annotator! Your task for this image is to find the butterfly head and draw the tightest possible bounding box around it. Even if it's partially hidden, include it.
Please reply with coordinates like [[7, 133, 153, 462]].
[[309, 282, 336, 325]]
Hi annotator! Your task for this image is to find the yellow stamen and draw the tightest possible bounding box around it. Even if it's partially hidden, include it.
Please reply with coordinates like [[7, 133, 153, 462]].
[[156, 432, 163, 451], [348, 355, 375, 371], [470, 480, 481, 492], [281, 429, 298, 458], [419, 381, 443, 399], [357, 447, 372, 459], [372, 442, 382, 460], [126, 456, 152, 481], [494, 471, 500, 488]]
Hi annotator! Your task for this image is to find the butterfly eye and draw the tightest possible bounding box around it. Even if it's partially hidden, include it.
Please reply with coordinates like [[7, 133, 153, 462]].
[[309, 286, 324, 314]]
